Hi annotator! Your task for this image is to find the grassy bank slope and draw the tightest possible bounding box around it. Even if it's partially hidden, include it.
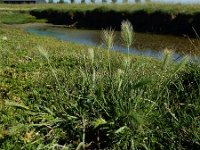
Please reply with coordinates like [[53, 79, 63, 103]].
[[1, 3, 200, 14], [0, 11, 41, 24], [0, 26, 200, 149], [2, 3, 200, 36]]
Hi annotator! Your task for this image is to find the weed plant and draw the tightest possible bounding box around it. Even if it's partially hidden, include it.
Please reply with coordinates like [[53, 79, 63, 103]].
[[0, 24, 200, 149]]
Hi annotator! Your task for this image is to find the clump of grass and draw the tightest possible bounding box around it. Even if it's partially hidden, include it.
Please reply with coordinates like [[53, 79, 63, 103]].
[[0, 26, 200, 150]]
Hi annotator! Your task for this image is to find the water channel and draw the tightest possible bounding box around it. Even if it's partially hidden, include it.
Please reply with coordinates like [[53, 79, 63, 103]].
[[26, 25, 200, 60]]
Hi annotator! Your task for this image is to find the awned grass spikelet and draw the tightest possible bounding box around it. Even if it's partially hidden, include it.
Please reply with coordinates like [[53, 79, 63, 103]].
[[38, 46, 60, 87], [102, 28, 115, 75], [121, 20, 134, 52], [121, 20, 134, 70], [102, 28, 115, 50]]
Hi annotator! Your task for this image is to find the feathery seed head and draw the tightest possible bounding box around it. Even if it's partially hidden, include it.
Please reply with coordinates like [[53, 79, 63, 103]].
[[102, 29, 115, 50], [38, 46, 49, 61], [121, 20, 134, 48]]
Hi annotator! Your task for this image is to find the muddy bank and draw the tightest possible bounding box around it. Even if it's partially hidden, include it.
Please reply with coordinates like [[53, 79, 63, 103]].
[[30, 8, 200, 37]]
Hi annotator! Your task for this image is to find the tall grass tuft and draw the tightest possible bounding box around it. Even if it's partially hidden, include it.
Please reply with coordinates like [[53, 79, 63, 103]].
[[38, 46, 61, 88], [121, 20, 134, 57], [121, 20, 134, 71], [102, 29, 115, 75]]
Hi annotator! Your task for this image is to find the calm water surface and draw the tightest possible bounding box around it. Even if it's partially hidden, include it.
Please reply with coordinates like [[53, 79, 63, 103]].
[[26, 25, 200, 60]]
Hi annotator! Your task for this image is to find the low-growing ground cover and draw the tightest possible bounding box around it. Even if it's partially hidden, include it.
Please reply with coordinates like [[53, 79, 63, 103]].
[[0, 11, 38, 24], [0, 25, 200, 149], [0, 10, 46, 24]]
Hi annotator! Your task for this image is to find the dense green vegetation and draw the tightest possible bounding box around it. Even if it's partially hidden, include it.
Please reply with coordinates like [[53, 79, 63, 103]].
[[0, 11, 40, 24], [0, 3, 200, 149], [0, 21, 200, 149]]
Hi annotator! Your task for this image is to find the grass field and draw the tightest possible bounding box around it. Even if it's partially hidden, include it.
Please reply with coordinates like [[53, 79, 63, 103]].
[[1, 3, 200, 14], [0, 3, 200, 149], [0, 22, 200, 149]]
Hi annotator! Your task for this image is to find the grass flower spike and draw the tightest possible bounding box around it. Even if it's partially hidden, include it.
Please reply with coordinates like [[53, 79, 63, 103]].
[[102, 28, 115, 50], [121, 20, 134, 50]]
